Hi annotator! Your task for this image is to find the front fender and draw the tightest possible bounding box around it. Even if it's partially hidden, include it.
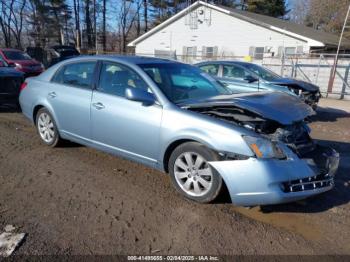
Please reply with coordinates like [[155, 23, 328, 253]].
[[159, 108, 256, 168]]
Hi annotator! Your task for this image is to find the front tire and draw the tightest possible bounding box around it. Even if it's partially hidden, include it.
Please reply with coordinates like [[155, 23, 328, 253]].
[[168, 142, 223, 203], [36, 108, 61, 147]]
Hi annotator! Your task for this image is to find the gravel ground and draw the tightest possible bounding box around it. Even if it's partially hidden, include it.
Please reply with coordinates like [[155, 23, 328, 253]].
[[0, 99, 349, 256]]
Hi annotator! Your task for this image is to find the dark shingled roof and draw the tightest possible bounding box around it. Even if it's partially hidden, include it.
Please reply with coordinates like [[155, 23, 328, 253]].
[[217, 4, 350, 48]]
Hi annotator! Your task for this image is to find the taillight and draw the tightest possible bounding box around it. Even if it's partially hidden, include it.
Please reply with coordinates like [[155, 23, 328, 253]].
[[20, 82, 28, 91]]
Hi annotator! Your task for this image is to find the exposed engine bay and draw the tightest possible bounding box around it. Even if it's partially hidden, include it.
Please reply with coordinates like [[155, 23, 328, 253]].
[[276, 83, 321, 109], [188, 105, 315, 156]]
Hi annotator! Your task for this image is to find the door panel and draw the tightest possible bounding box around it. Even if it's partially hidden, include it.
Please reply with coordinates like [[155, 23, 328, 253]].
[[48, 61, 96, 140], [48, 83, 92, 140], [91, 91, 162, 164], [90, 61, 162, 165]]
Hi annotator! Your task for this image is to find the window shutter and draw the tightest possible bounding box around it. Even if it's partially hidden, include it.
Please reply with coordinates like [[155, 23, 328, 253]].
[[297, 46, 303, 55], [182, 46, 187, 62], [277, 46, 284, 57], [249, 46, 255, 57], [202, 46, 206, 58], [193, 46, 197, 59], [213, 46, 218, 58]]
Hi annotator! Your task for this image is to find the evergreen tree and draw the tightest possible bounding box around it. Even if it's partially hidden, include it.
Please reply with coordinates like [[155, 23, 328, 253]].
[[245, 0, 288, 18]]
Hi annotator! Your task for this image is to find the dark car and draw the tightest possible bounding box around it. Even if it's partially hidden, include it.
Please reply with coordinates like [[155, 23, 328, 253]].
[[196, 61, 321, 109], [46, 45, 80, 67], [0, 48, 44, 77], [0, 57, 24, 106]]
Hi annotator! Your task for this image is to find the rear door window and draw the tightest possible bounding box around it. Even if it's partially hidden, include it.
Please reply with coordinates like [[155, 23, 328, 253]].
[[222, 64, 250, 79], [199, 64, 219, 76], [52, 62, 96, 88]]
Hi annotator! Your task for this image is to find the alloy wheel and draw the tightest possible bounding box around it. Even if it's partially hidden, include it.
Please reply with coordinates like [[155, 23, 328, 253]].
[[173, 152, 213, 197], [37, 112, 55, 143]]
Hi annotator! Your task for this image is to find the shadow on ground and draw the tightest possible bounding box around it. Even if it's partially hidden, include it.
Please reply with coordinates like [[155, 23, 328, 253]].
[[312, 106, 350, 122], [0, 100, 21, 113]]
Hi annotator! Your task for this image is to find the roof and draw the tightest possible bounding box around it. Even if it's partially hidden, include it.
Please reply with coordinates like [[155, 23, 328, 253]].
[[218, 4, 350, 48], [61, 55, 178, 65], [128, 1, 350, 48]]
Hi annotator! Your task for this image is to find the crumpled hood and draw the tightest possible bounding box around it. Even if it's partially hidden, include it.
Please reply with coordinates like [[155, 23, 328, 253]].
[[269, 78, 320, 92], [0, 67, 24, 78], [181, 91, 315, 125]]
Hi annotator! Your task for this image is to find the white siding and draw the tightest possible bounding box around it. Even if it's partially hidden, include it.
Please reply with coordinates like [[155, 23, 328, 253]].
[[134, 6, 311, 60]]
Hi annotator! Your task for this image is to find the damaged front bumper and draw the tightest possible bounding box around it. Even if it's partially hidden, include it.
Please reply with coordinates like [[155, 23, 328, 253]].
[[209, 145, 339, 206], [301, 90, 321, 110]]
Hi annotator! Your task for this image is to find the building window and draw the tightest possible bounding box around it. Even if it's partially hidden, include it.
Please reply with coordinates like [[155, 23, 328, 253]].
[[186, 46, 197, 58], [182, 46, 197, 63], [206, 47, 214, 57], [249, 46, 264, 60], [285, 47, 296, 56], [202, 46, 218, 59]]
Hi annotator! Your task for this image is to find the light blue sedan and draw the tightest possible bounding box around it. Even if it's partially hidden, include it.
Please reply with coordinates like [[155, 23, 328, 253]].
[[195, 61, 321, 109], [19, 56, 339, 206]]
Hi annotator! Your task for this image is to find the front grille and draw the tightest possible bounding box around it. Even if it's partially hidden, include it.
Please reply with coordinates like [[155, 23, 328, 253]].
[[282, 173, 334, 193]]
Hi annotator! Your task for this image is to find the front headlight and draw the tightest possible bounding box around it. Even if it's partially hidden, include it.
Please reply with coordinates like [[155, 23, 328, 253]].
[[15, 63, 23, 69], [243, 136, 286, 159]]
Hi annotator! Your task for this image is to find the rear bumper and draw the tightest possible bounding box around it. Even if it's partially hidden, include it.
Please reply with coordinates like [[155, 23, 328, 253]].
[[209, 145, 339, 206]]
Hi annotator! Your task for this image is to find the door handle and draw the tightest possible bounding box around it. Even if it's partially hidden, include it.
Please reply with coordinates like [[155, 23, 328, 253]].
[[92, 102, 105, 110], [48, 92, 57, 98]]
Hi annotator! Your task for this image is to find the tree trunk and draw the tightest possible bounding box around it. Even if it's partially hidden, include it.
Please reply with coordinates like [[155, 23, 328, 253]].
[[73, 0, 81, 49], [102, 0, 106, 51], [143, 0, 148, 32], [85, 0, 93, 49]]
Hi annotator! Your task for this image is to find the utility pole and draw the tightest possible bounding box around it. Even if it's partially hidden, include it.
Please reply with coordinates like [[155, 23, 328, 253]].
[[327, 3, 350, 95]]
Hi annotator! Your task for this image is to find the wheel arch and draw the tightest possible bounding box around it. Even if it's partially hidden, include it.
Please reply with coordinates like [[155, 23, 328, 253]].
[[162, 138, 219, 173], [33, 105, 45, 124], [32, 104, 60, 131]]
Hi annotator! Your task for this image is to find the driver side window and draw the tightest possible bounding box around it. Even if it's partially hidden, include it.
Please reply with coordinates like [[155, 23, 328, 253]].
[[222, 65, 250, 80], [98, 62, 150, 97]]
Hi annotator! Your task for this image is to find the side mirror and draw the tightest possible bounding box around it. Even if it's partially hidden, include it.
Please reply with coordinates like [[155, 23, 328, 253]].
[[125, 87, 156, 105], [244, 75, 259, 83]]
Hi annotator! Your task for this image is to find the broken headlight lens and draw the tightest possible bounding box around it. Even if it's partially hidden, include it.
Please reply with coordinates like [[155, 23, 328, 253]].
[[243, 136, 286, 159]]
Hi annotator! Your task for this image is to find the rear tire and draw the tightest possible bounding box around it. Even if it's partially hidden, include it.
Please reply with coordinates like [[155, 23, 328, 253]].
[[168, 142, 223, 203], [35, 108, 61, 147]]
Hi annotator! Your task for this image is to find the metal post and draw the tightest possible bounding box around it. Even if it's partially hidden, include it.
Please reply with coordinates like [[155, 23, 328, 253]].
[[315, 54, 322, 84], [327, 3, 350, 93], [341, 63, 350, 99]]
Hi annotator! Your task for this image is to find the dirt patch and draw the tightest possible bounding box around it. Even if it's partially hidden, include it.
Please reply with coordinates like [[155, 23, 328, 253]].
[[0, 104, 349, 255]]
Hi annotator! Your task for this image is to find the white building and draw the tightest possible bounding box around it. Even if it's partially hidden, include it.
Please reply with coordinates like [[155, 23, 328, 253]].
[[128, 1, 348, 63]]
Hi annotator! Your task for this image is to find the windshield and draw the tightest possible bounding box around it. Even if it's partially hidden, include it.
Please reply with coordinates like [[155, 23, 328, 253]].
[[139, 63, 232, 103], [242, 63, 282, 81], [3, 50, 32, 61]]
